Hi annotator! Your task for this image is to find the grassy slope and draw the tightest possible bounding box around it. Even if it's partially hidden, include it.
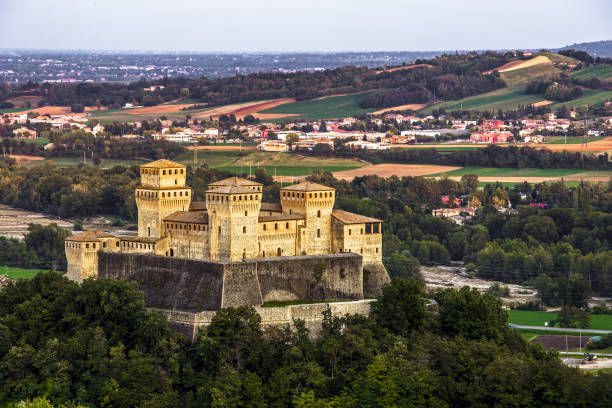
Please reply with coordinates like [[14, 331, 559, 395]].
[[421, 86, 545, 114], [499, 61, 560, 86], [258, 92, 376, 121], [570, 65, 612, 81], [549, 89, 612, 110]]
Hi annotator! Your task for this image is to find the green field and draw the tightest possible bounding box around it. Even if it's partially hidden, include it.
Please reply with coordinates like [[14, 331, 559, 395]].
[[546, 136, 606, 144], [571, 65, 612, 81], [258, 92, 376, 121], [1, 266, 43, 279], [509, 310, 612, 331], [427, 166, 587, 178], [174, 150, 365, 176], [421, 86, 546, 114], [549, 89, 612, 110], [89, 106, 211, 123]]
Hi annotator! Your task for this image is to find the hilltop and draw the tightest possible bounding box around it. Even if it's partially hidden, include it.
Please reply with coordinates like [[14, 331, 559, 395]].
[[2, 49, 611, 121], [558, 39, 612, 58]]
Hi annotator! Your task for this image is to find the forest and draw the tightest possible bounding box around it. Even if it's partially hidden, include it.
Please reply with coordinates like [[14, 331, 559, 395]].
[[0, 52, 513, 110], [1, 272, 611, 408]]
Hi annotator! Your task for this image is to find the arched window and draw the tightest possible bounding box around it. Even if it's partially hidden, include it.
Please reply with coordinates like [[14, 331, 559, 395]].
[[243, 226, 246, 234], [277, 247, 281, 256], [274, 223, 278, 230], [170, 248, 174, 256], [286, 222, 289, 229], [263, 224, 267, 231], [245, 210, 248, 216], [218, 226, 221, 234], [317, 229, 321, 238], [317, 210, 321, 217]]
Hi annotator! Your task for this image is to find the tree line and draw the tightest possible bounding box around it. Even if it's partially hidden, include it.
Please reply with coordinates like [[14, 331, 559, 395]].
[[1, 272, 611, 407]]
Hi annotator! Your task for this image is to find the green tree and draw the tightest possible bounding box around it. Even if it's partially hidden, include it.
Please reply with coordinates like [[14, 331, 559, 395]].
[[371, 278, 426, 337], [434, 286, 508, 342], [285, 132, 300, 150]]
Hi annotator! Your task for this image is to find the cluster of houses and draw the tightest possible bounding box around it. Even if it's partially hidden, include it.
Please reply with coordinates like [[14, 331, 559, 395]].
[[3, 104, 611, 151]]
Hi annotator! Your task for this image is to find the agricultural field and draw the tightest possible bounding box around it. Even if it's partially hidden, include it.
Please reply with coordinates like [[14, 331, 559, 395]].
[[257, 92, 377, 121], [0, 266, 42, 279], [549, 89, 612, 110], [175, 150, 365, 176], [546, 136, 607, 144], [509, 310, 612, 331], [426, 166, 586, 178], [570, 65, 612, 81], [421, 86, 546, 114]]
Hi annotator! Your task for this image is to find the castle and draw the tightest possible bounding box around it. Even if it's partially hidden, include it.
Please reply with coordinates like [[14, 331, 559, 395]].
[[65, 160, 389, 332]]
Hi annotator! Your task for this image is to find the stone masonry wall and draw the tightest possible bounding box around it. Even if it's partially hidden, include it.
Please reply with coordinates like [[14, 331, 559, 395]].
[[98, 252, 225, 311], [97, 252, 364, 311], [158, 299, 375, 340]]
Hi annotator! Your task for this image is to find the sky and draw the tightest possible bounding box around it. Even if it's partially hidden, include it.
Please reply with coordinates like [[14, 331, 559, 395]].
[[1, 0, 611, 52]]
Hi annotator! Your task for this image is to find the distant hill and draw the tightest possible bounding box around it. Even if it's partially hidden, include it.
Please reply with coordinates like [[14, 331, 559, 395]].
[[557, 40, 612, 58]]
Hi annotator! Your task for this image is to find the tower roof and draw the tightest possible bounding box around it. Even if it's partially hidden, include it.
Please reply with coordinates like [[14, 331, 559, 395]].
[[207, 185, 258, 194], [332, 209, 381, 224], [281, 181, 334, 192], [209, 177, 262, 187], [141, 159, 184, 169], [66, 230, 116, 242]]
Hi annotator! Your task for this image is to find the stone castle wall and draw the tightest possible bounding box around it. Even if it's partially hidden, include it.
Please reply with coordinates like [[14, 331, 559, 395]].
[[160, 299, 376, 340], [97, 252, 364, 311]]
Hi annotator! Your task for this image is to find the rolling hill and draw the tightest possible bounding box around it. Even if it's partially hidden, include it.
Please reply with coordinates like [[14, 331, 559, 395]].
[[557, 39, 612, 58]]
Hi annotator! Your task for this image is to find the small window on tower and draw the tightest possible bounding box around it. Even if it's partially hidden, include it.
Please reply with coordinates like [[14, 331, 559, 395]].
[[243, 226, 246, 234]]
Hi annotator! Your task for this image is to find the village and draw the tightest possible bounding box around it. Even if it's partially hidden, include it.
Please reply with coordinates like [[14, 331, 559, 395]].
[[3, 102, 612, 156]]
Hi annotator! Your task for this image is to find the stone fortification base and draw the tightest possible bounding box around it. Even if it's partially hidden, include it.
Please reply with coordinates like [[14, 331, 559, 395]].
[[159, 299, 376, 341]]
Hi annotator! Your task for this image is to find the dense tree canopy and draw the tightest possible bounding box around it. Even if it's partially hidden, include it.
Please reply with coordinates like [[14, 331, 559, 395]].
[[1, 274, 611, 407]]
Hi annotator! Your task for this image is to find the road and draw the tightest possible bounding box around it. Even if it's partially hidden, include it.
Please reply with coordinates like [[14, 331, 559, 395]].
[[511, 325, 611, 334]]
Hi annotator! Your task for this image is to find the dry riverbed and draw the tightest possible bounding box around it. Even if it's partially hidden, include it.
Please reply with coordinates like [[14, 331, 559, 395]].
[[0, 204, 134, 239]]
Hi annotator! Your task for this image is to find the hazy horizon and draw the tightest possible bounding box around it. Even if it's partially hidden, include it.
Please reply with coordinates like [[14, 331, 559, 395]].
[[2, 0, 611, 52]]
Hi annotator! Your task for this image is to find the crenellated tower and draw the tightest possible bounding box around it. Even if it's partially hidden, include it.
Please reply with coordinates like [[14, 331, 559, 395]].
[[206, 179, 262, 262], [280, 182, 335, 255], [135, 159, 191, 239]]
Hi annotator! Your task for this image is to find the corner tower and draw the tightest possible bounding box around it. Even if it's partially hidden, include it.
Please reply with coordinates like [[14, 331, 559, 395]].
[[136, 159, 191, 239], [280, 182, 335, 255], [206, 179, 262, 262]]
